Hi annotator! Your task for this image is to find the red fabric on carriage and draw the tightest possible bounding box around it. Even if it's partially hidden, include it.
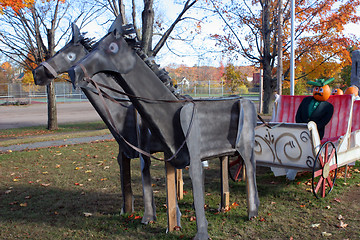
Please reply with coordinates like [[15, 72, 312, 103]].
[[322, 94, 352, 143], [274, 95, 353, 144], [351, 100, 360, 132], [275, 95, 307, 123]]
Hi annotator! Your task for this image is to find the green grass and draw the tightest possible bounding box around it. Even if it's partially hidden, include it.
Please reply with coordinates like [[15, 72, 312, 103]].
[[0, 121, 107, 139], [0, 140, 359, 239]]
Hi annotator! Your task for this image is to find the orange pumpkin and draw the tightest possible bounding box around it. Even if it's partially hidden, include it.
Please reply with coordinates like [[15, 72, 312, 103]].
[[332, 88, 343, 95], [313, 85, 331, 101], [344, 86, 359, 96]]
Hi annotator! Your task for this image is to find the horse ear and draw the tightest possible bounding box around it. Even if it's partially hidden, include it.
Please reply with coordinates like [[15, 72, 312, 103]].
[[108, 15, 123, 38], [72, 23, 81, 43]]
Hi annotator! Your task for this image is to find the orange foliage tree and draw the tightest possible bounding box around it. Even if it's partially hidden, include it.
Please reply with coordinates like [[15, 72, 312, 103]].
[[208, 0, 360, 113]]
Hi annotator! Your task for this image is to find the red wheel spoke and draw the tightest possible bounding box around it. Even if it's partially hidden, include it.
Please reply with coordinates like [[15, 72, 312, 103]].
[[314, 169, 323, 178], [318, 154, 325, 167], [329, 164, 338, 171], [326, 176, 333, 189], [324, 144, 329, 163], [322, 178, 326, 197], [327, 149, 336, 163], [229, 158, 241, 168], [234, 165, 242, 181], [314, 176, 324, 193]]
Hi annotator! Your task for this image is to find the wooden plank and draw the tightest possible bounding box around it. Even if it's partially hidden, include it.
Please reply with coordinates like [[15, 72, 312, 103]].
[[220, 156, 230, 211], [165, 162, 177, 231], [176, 169, 183, 200]]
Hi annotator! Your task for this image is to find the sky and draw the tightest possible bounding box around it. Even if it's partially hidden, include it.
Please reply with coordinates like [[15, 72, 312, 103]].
[[64, 1, 360, 68]]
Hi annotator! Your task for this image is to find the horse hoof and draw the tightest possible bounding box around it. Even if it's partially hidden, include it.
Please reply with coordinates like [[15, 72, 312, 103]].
[[141, 214, 156, 224], [193, 232, 210, 240]]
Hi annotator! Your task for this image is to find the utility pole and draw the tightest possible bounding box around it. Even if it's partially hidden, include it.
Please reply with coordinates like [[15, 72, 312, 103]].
[[277, 0, 283, 95]]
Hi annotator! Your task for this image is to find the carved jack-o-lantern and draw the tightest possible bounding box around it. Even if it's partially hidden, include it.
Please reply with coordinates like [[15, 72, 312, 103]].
[[332, 88, 343, 95], [313, 85, 331, 101], [307, 78, 335, 102], [344, 86, 359, 96]]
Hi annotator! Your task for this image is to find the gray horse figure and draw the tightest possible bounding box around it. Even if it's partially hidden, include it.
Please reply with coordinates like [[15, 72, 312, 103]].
[[32, 22, 173, 224], [68, 15, 260, 240]]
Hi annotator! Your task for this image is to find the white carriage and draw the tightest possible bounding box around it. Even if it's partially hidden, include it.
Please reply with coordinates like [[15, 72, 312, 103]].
[[230, 94, 360, 198]]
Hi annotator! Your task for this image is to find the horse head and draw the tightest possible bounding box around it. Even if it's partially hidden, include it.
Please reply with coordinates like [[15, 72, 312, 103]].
[[68, 15, 137, 88], [32, 23, 91, 86]]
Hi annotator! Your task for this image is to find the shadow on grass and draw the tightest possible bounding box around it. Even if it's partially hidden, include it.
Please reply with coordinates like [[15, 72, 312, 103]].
[[0, 184, 189, 238]]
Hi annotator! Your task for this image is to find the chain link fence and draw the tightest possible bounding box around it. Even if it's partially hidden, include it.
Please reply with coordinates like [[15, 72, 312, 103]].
[[0, 81, 259, 105], [0, 82, 87, 104]]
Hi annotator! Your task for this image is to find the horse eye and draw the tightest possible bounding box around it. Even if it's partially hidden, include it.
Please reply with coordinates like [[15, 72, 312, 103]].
[[109, 42, 119, 53], [67, 52, 76, 61]]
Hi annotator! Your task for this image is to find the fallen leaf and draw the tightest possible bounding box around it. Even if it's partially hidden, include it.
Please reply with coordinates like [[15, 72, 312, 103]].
[[42, 171, 48, 175], [337, 221, 348, 228], [271, 201, 276, 205], [7, 150, 12, 153], [5, 190, 12, 194], [300, 205, 306, 208], [259, 217, 266, 222], [134, 216, 141, 220], [174, 226, 181, 231], [83, 212, 93, 217], [311, 223, 320, 228], [325, 205, 331, 209], [20, 203, 27, 207], [56, 164, 61, 168], [13, 179, 19, 182], [321, 232, 332, 237], [104, 166, 110, 169], [333, 198, 341, 203], [337, 215, 343, 220], [41, 183, 51, 187], [85, 170, 92, 173], [189, 216, 196, 222]]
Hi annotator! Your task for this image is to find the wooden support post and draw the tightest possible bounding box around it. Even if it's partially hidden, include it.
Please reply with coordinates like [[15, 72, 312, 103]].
[[220, 156, 230, 211], [176, 169, 184, 200], [242, 161, 247, 181], [165, 161, 177, 232]]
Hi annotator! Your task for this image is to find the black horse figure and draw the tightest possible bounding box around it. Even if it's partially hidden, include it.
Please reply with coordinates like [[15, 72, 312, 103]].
[[32, 23, 172, 224], [69, 16, 260, 240]]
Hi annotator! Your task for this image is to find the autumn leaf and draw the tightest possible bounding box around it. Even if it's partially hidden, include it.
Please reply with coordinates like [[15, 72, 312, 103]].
[[20, 203, 27, 207], [321, 232, 332, 237], [337, 221, 348, 228], [41, 183, 51, 187], [311, 223, 320, 228], [5, 190, 12, 194], [83, 212, 93, 217]]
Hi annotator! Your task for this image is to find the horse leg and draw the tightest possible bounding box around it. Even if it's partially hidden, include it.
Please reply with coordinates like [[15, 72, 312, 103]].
[[180, 103, 209, 240], [236, 99, 259, 219], [138, 123, 156, 224], [140, 154, 156, 223], [189, 155, 209, 240], [117, 150, 134, 214]]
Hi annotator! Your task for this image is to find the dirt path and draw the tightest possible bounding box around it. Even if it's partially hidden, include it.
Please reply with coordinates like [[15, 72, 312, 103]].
[[0, 102, 101, 129]]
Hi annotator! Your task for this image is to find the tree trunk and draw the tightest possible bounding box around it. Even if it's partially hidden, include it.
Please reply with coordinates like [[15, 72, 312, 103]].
[[141, 0, 154, 56], [47, 81, 58, 130], [46, 29, 58, 130], [262, 0, 276, 114]]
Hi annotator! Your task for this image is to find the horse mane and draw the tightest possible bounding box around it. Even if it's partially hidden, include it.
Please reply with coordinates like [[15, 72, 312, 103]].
[[79, 33, 95, 51]]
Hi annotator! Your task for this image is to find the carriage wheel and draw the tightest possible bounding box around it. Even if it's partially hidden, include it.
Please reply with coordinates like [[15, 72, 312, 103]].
[[312, 141, 338, 198], [228, 156, 244, 182]]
